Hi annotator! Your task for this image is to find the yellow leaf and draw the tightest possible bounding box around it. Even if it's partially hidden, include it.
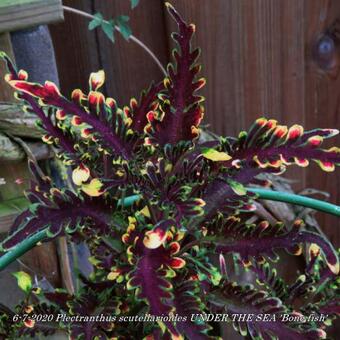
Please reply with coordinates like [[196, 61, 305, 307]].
[[143, 228, 167, 249], [202, 148, 231, 161], [13, 271, 32, 293], [107, 269, 121, 281], [139, 206, 150, 218], [89, 70, 105, 90], [72, 165, 90, 186], [81, 178, 104, 197]]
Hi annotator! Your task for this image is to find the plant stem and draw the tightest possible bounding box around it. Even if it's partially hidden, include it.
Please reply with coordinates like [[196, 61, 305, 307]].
[[62, 6, 167, 76], [0, 229, 47, 271], [117, 194, 140, 207], [0, 189, 339, 272], [100, 190, 340, 217], [248, 188, 340, 217]]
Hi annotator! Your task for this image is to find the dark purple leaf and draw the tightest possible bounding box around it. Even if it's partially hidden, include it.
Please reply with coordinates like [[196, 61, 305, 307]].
[[146, 4, 205, 145]]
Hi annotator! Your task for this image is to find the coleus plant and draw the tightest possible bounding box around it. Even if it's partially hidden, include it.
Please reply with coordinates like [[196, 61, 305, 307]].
[[0, 3, 340, 339]]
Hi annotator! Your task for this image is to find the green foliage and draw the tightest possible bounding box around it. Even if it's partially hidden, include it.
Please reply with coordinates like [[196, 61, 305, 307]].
[[88, 3, 137, 43], [12, 271, 32, 293], [227, 179, 247, 196], [130, 0, 139, 9], [88, 12, 103, 30], [101, 19, 116, 43], [116, 15, 132, 40]]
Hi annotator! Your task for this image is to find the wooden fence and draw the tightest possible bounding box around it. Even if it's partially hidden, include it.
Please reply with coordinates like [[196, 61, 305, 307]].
[[0, 0, 337, 337], [50, 0, 340, 244]]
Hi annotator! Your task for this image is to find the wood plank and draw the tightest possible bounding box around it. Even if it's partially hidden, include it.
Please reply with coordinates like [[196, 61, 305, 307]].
[[0, 34, 15, 101], [21, 241, 61, 287], [0, 133, 52, 162], [47, 0, 340, 336], [0, 102, 42, 138], [49, 0, 101, 98], [164, 0, 244, 137], [0, 0, 53, 5], [0, 0, 63, 33], [50, 1, 339, 238], [50, 2, 340, 236], [0, 197, 29, 233], [303, 0, 340, 257], [165, 1, 339, 239], [93, 0, 168, 105], [0, 33, 28, 202], [0, 32, 61, 287], [0, 132, 25, 161], [165, 0, 306, 190], [164, 3, 339, 337], [50, 0, 168, 106]]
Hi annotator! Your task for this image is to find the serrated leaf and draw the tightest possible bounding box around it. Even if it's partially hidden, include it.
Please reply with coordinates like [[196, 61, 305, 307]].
[[101, 20, 115, 43], [13, 271, 32, 293], [88, 13, 103, 30], [130, 0, 139, 9], [229, 118, 340, 174], [147, 5, 205, 145], [116, 15, 132, 40], [227, 179, 247, 196], [81, 178, 104, 197]]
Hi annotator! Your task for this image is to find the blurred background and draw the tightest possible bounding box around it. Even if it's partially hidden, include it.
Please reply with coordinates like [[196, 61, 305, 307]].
[[0, 0, 339, 337]]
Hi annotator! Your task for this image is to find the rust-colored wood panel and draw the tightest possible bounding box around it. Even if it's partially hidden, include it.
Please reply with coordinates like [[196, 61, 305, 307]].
[[165, 0, 307, 188], [93, 0, 168, 105], [164, 0, 306, 131], [167, 0, 339, 235], [49, 0, 100, 95], [303, 0, 340, 247], [21, 242, 61, 287], [165, 2, 339, 337], [50, 0, 168, 105]]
